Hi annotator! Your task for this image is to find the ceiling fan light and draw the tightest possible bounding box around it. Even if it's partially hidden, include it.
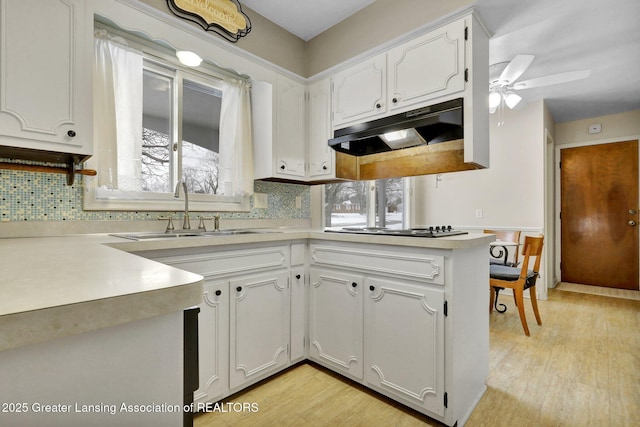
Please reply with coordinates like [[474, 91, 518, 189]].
[[489, 92, 502, 109], [176, 50, 202, 67], [504, 93, 522, 109]]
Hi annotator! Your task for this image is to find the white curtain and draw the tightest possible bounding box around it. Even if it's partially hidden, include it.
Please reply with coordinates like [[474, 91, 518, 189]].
[[219, 79, 254, 196], [93, 30, 143, 192]]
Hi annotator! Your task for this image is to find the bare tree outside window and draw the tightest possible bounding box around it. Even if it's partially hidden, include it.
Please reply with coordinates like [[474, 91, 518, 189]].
[[325, 178, 404, 228], [141, 128, 171, 192]]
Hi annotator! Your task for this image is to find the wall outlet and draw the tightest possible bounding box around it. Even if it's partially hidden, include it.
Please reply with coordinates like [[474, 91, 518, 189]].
[[475, 208, 483, 218], [295, 196, 302, 209], [253, 193, 268, 209]]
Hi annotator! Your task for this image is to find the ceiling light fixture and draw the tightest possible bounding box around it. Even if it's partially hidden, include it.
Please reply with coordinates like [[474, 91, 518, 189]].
[[176, 50, 203, 67]]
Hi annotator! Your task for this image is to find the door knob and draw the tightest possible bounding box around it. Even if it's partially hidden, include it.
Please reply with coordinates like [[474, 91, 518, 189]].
[[629, 220, 637, 226]]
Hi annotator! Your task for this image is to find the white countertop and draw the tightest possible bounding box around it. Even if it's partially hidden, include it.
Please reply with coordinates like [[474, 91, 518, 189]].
[[0, 229, 492, 352], [0, 235, 204, 352]]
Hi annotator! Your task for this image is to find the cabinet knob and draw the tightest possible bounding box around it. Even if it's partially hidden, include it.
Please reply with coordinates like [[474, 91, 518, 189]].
[[296, 274, 301, 280], [67, 130, 76, 137], [322, 165, 328, 170], [351, 282, 358, 288], [375, 103, 381, 109], [392, 97, 398, 103], [369, 285, 375, 291], [236, 286, 242, 292], [215, 290, 222, 296], [280, 165, 286, 170]]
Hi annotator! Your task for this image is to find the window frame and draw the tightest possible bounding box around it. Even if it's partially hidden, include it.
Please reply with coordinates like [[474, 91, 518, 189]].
[[84, 22, 250, 212], [323, 177, 413, 229]]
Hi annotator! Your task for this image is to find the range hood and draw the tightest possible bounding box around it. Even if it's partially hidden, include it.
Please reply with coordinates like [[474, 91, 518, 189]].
[[329, 98, 463, 156], [329, 98, 484, 180]]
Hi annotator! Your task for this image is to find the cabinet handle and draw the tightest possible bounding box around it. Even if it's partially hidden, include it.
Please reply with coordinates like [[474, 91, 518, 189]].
[[296, 274, 301, 280], [67, 130, 76, 137], [392, 97, 398, 103], [375, 103, 381, 109], [351, 282, 358, 288], [236, 286, 242, 292], [215, 290, 222, 296], [369, 285, 375, 291]]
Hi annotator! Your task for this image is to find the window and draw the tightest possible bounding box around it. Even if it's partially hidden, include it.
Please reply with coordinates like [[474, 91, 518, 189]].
[[86, 27, 252, 212], [324, 178, 409, 229], [140, 61, 222, 195]]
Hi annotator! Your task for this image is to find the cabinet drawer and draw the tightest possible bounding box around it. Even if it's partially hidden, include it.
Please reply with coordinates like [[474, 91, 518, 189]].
[[152, 245, 289, 278], [310, 243, 444, 285]]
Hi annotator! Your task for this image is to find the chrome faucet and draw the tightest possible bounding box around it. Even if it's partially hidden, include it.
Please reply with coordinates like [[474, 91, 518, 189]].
[[174, 180, 190, 230]]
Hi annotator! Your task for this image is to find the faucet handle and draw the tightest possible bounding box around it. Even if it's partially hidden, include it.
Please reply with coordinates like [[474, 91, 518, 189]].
[[197, 215, 221, 231], [158, 215, 175, 233], [197, 216, 213, 231]]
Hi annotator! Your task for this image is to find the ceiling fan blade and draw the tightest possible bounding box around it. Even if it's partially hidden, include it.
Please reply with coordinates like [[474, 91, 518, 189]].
[[513, 70, 591, 90], [498, 55, 535, 85]]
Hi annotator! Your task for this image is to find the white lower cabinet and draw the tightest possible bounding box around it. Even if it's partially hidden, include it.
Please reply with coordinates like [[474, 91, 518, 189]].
[[309, 268, 364, 380], [196, 279, 229, 404], [142, 238, 488, 426], [290, 266, 306, 362], [140, 243, 295, 403], [364, 276, 445, 416], [229, 270, 290, 390]]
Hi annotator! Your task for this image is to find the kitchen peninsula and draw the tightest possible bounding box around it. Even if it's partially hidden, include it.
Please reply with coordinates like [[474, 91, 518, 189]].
[[0, 230, 492, 426]]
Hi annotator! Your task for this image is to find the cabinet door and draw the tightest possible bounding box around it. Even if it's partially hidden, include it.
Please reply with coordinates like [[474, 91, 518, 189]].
[[307, 78, 334, 180], [387, 19, 466, 112], [309, 268, 364, 379], [229, 271, 290, 390], [275, 75, 306, 178], [195, 280, 229, 404], [364, 277, 445, 416], [290, 266, 306, 362], [0, 0, 91, 155], [331, 54, 386, 128]]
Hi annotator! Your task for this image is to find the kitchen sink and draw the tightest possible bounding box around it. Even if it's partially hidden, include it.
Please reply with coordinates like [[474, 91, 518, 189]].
[[111, 229, 278, 241]]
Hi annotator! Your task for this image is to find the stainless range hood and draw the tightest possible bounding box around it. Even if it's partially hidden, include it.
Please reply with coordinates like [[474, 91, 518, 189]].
[[328, 98, 483, 180], [329, 98, 463, 156]]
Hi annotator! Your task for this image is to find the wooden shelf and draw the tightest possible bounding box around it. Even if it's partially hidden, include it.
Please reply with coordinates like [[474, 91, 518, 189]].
[[0, 146, 93, 185]]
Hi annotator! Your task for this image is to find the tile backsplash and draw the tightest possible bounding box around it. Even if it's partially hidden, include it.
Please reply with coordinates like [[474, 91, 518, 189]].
[[0, 169, 310, 222]]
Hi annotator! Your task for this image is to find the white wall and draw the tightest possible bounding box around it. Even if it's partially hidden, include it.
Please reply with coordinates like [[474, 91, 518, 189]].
[[414, 101, 546, 230], [556, 109, 640, 145]]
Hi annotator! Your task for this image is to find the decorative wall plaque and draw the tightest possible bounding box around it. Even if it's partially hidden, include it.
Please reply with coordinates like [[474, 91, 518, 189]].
[[166, 0, 251, 43]]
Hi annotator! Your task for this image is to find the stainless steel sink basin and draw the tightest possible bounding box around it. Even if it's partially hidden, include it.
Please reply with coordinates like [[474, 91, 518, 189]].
[[110, 229, 278, 241]]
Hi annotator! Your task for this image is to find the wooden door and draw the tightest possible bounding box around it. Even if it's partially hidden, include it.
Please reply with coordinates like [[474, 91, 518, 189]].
[[561, 140, 639, 289]]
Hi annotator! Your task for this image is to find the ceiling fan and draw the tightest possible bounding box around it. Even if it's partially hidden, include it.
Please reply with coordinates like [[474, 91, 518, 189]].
[[489, 54, 591, 114]]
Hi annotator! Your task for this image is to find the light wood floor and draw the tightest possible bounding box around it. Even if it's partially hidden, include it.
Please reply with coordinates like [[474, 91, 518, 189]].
[[194, 288, 640, 427]]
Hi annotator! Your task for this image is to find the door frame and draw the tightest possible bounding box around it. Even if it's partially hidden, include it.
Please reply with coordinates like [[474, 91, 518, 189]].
[[554, 135, 640, 288]]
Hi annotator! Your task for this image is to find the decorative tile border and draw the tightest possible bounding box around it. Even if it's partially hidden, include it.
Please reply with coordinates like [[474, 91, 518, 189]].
[[0, 169, 310, 222]]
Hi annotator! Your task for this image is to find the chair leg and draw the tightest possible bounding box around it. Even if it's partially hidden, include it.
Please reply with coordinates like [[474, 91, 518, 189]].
[[490, 287, 495, 313], [529, 285, 542, 326], [514, 288, 530, 336]]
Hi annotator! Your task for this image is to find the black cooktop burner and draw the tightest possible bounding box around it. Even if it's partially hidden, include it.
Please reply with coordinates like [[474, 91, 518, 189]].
[[326, 226, 468, 238]]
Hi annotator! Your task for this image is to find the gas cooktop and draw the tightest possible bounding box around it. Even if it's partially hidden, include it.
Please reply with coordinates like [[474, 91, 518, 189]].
[[326, 226, 468, 238]]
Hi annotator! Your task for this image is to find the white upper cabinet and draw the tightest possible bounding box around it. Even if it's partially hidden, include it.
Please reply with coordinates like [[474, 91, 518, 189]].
[[0, 0, 92, 157], [274, 74, 307, 178], [306, 78, 335, 180], [387, 19, 465, 113], [331, 17, 469, 129], [331, 53, 386, 128]]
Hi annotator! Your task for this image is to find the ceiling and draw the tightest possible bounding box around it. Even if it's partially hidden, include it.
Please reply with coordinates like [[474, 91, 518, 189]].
[[240, 0, 640, 123]]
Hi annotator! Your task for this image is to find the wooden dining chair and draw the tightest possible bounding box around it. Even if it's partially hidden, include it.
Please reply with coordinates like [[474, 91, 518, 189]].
[[484, 229, 521, 266], [489, 235, 544, 336]]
